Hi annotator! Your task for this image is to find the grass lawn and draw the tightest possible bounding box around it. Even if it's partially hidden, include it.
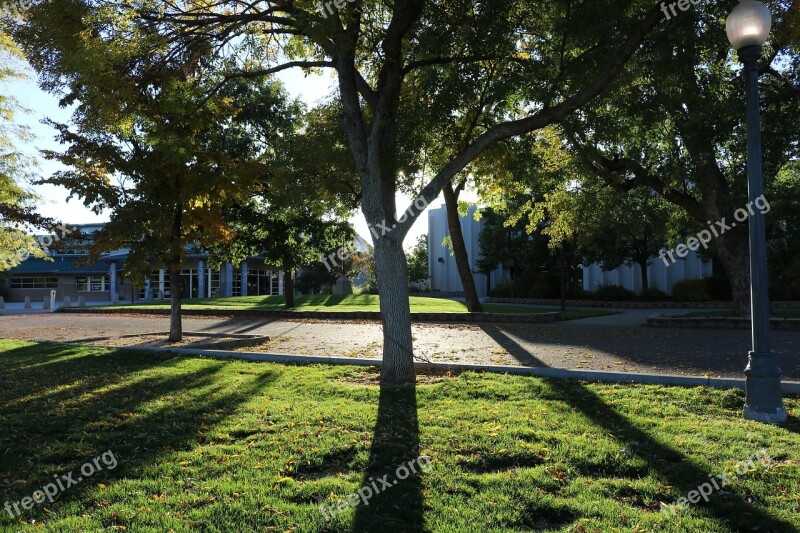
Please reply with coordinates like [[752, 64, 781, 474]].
[[1, 340, 798, 532], [95, 294, 614, 321], [675, 310, 800, 319]]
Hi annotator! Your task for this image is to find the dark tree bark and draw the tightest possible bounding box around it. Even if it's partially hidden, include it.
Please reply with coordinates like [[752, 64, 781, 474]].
[[168, 204, 183, 343], [559, 245, 567, 311], [638, 258, 649, 291], [168, 265, 182, 342], [442, 183, 483, 312], [712, 232, 751, 317], [284, 264, 295, 309]]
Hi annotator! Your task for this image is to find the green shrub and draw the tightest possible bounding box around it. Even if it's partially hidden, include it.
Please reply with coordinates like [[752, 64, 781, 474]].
[[521, 272, 561, 299], [296, 270, 325, 295], [769, 281, 800, 301], [593, 284, 635, 301], [489, 272, 561, 299], [671, 279, 712, 301], [768, 253, 800, 300], [489, 279, 514, 298], [703, 272, 732, 301], [641, 287, 669, 301]]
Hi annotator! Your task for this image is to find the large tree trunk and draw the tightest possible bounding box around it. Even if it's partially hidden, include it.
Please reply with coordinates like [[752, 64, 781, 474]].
[[712, 232, 751, 317], [442, 184, 483, 312], [168, 266, 182, 342], [559, 246, 567, 311], [638, 259, 649, 292], [284, 266, 295, 309], [168, 202, 183, 343], [374, 236, 415, 386]]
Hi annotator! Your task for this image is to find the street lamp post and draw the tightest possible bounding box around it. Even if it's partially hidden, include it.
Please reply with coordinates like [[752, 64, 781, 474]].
[[726, 0, 786, 424]]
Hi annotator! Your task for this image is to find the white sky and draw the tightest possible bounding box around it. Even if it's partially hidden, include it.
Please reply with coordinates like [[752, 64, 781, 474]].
[[6, 61, 478, 250]]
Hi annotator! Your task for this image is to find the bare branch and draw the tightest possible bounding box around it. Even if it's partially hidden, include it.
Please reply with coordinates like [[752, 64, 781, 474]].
[[402, 54, 510, 74]]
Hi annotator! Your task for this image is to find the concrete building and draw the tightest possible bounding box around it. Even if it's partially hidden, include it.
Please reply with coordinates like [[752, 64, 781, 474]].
[[582, 252, 713, 295], [427, 205, 504, 298], [4, 224, 286, 302], [428, 205, 713, 297]]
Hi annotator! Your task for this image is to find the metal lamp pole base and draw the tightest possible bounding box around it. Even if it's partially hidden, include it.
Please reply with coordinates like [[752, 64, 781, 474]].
[[744, 352, 787, 423]]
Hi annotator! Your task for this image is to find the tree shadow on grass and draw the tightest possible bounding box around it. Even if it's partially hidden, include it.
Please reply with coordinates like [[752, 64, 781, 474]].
[[531, 378, 798, 531], [351, 384, 423, 532], [0, 341, 97, 372], [0, 343, 277, 529], [0, 342, 187, 411], [776, 410, 800, 434], [474, 330, 797, 530]]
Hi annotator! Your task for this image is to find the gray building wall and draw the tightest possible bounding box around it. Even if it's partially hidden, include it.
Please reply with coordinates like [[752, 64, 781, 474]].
[[582, 252, 713, 295], [428, 204, 713, 298], [427, 205, 504, 298]]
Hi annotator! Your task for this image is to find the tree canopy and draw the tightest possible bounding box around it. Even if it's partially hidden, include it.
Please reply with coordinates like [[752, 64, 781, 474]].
[[0, 31, 50, 270]]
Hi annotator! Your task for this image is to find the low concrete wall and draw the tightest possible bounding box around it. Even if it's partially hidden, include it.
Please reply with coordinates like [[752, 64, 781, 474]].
[[409, 291, 465, 299], [647, 316, 800, 331], [486, 297, 800, 310], [61, 307, 564, 324], [8, 284, 135, 303]]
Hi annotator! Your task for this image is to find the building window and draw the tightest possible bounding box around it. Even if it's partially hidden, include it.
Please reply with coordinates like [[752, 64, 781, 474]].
[[209, 271, 220, 297], [10, 277, 58, 289], [77, 275, 109, 292], [272, 271, 280, 295], [245, 269, 282, 296]]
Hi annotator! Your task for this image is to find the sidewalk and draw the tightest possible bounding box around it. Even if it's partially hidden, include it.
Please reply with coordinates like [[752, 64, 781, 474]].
[[488, 302, 727, 326]]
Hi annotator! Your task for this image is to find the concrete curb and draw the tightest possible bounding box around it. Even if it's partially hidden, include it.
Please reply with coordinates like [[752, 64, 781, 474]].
[[69, 342, 800, 394], [648, 315, 800, 331], [59, 307, 564, 324], [486, 297, 800, 310]]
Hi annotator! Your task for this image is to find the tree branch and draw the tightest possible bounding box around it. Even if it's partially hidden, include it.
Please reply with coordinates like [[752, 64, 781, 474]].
[[395, 2, 665, 238]]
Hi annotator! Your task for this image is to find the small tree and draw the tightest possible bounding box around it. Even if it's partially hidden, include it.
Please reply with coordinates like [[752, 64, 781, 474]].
[[33, 22, 286, 340], [352, 251, 379, 294], [544, 186, 673, 292], [213, 196, 353, 308], [406, 235, 429, 289], [210, 103, 359, 309]]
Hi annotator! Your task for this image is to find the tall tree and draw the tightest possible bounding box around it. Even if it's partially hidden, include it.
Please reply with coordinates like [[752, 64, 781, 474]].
[[22, 14, 284, 340], [557, 0, 800, 315], [18, 0, 665, 385]]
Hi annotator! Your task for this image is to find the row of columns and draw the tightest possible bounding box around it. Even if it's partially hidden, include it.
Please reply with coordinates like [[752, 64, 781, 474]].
[[137, 261, 285, 300], [109, 262, 118, 302]]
